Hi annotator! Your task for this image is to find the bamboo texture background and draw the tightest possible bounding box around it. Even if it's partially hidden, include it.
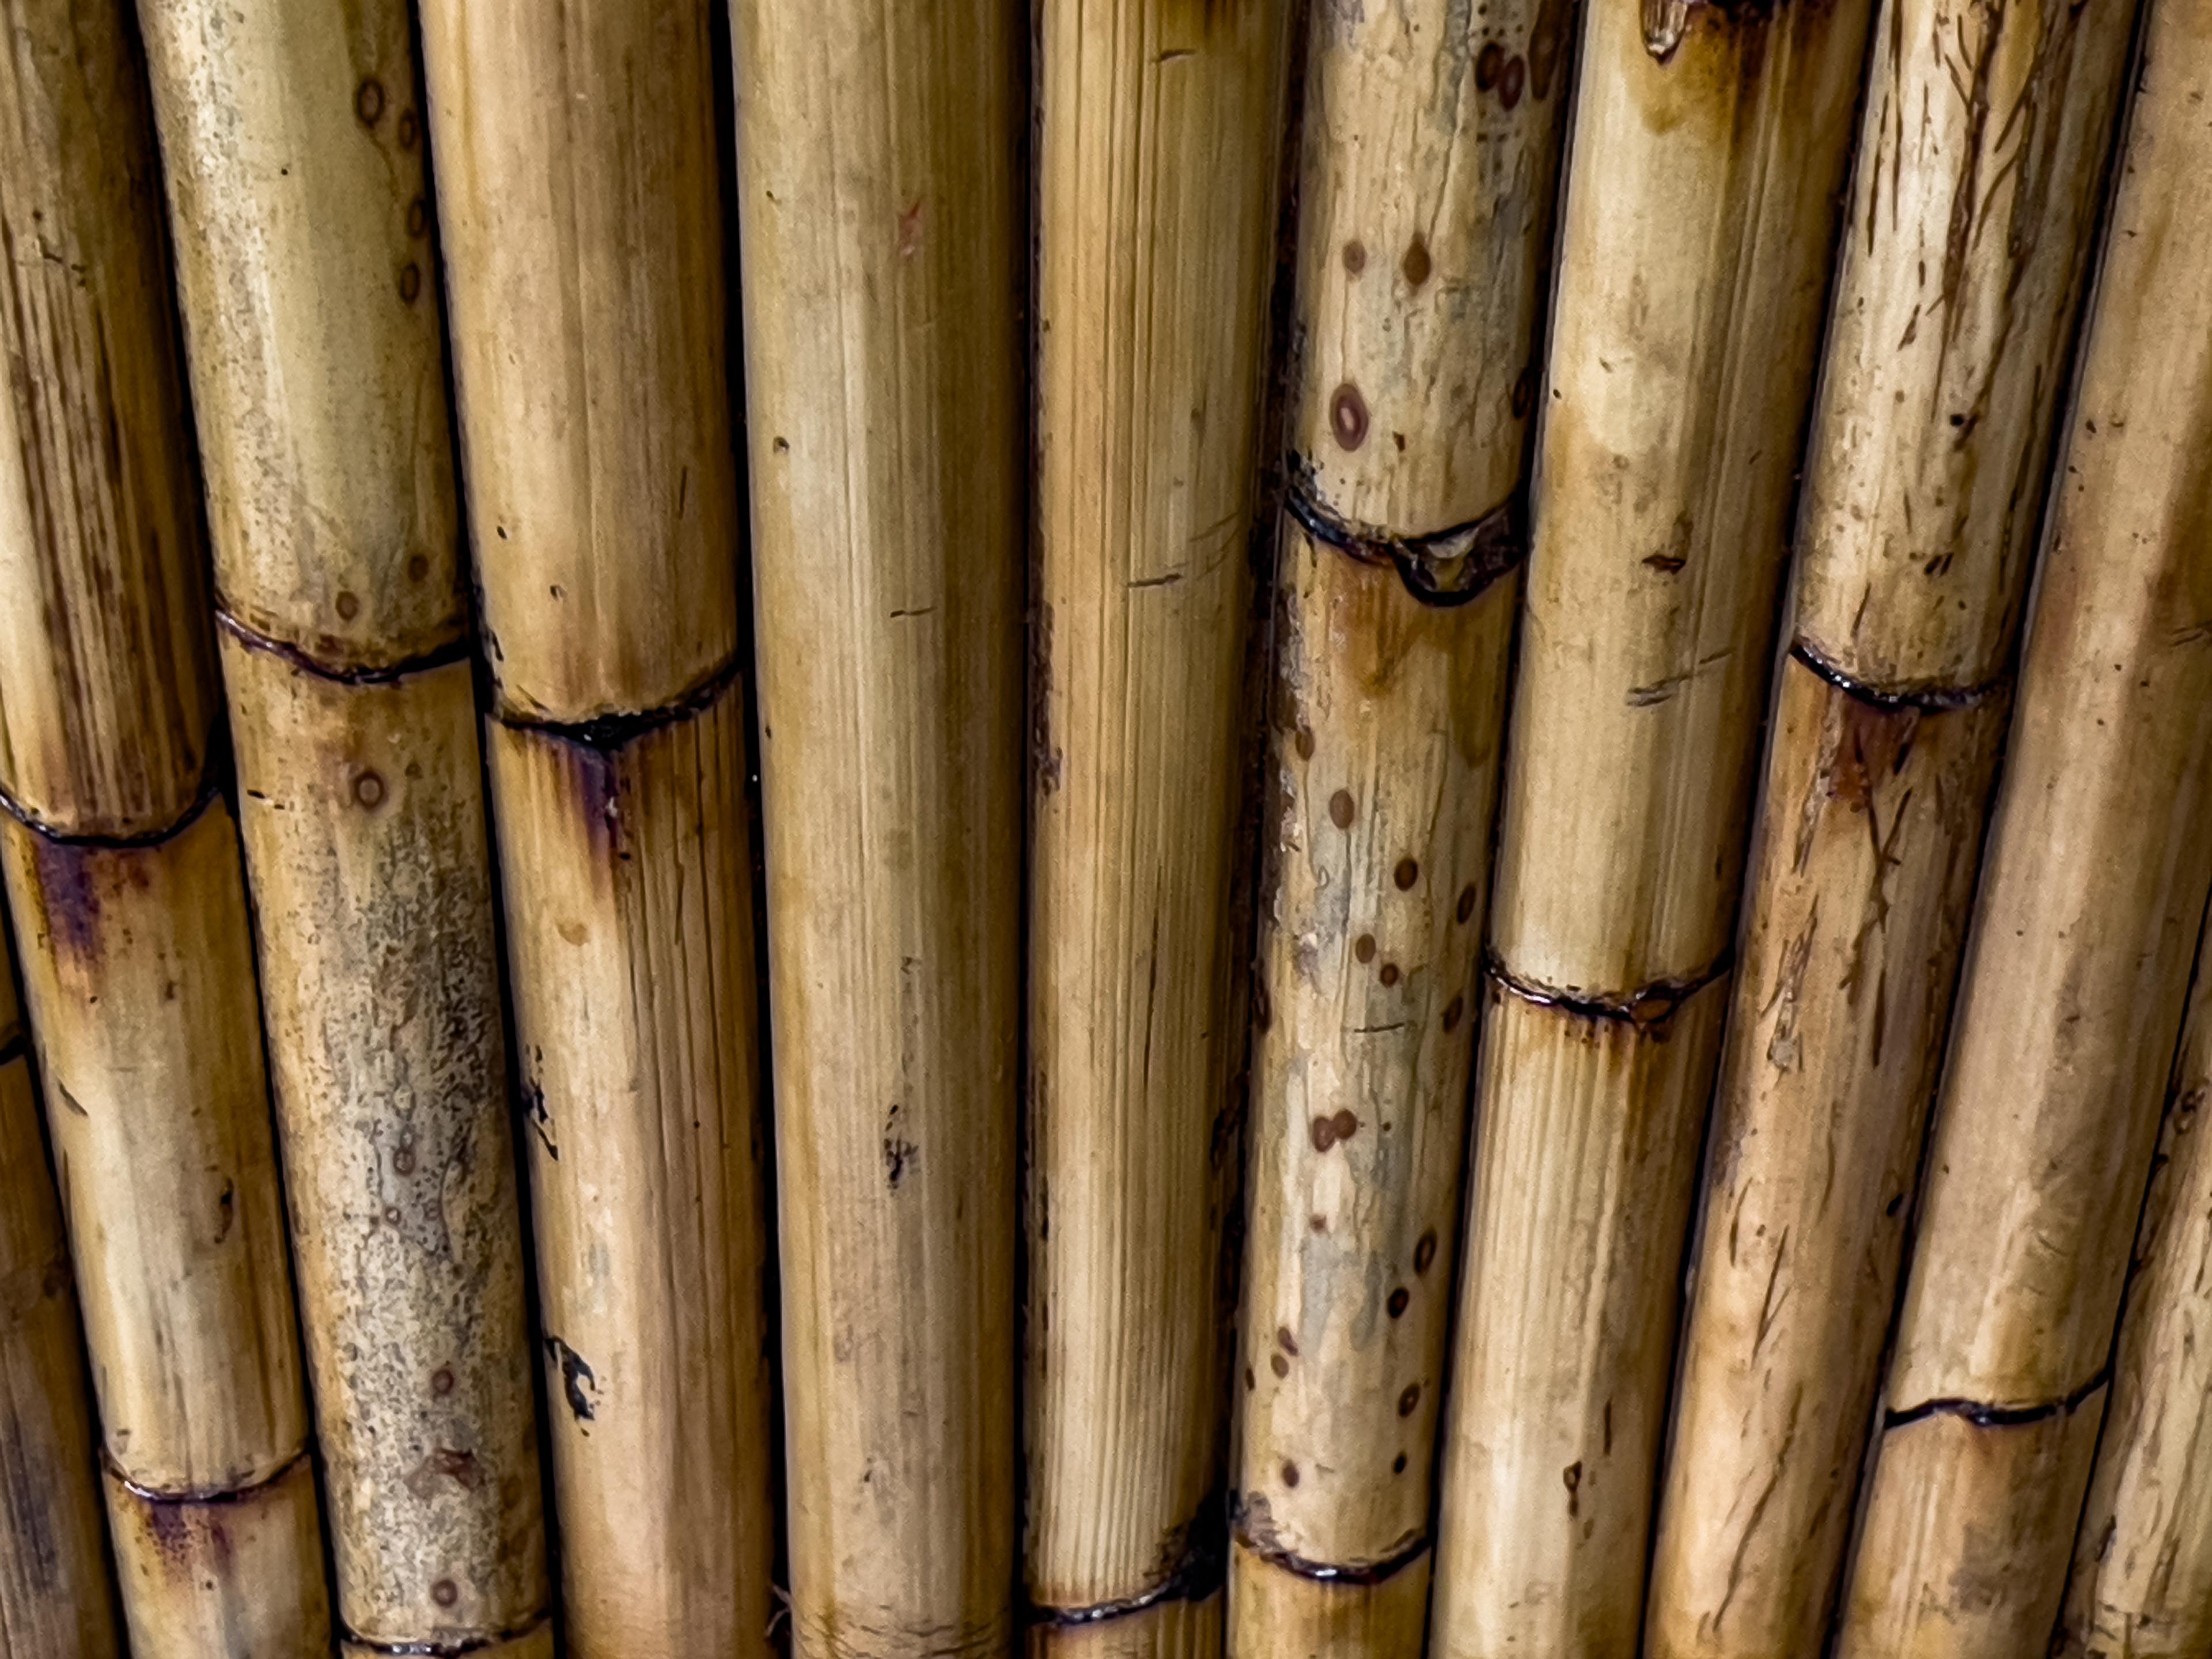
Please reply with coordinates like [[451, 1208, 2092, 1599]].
[[0, 0, 2203, 1656]]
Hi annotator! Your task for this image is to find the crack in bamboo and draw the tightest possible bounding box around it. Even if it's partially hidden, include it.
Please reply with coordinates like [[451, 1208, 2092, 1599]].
[[1786, 638, 2009, 713], [1883, 1366, 2112, 1431], [1484, 952, 1734, 1027], [1281, 470, 1527, 608], [1226, 1520, 1429, 1588]]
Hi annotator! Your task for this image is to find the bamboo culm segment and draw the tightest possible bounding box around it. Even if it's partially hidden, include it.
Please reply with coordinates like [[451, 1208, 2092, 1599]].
[[734, 2, 1024, 1656], [1431, 2, 1878, 1653], [0, 1, 330, 1646], [419, 1, 777, 1651], [1231, 0, 1569, 1646], [0, 981, 120, 1658], [135, 0, 553, 1645], [1836, 0, 2212, 1647], [1031, 0, 1293, 1638], [1646, 3, 2137, 1651]]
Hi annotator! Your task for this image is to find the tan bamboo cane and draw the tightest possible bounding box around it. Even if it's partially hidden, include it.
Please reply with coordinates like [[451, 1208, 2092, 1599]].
[[1228, 0, 1573, 1652], [730, 5, 1024, 1658], [129, 3, 554, 1652], [1833, 10, 2212, 1653], [0, 933, 120, 1656], [0, 0, 331, 1652], [1644, 2, 2139, 1653], [1030, 3, 1294, 1650], [1425, 2, 1879, 1654], [2060, 919, 2212, 1658], [417, 5, 778, 1656]]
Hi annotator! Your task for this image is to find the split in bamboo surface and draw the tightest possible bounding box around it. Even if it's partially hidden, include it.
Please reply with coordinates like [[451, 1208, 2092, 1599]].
[[1030, 1, 1293, 1648], [1646, 2, 2140, 1654], [0, 0, 331, 1650], [733, 3, 1024, 1657], [133, 1, 551, 1648], [1230, 0, 1571, 1652], [1428, 2, 1879, 1654], [418, 2, 778, 1654], [1834, 0, 2212, 1649]]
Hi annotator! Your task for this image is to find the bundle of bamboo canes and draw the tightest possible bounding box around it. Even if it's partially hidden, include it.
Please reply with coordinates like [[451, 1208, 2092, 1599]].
[[1646, 2, 2140, 1653], [1230, 0, 1570, 1653], [0, 0, 331, 1650], [416, 3, 777, 1656]]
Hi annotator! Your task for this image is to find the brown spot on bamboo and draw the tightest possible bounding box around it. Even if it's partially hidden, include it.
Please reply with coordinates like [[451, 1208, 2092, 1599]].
[[1414, 1229, 1438, 1274], [1402, 234, 1431, 288], [432, 1579, 459, 1607], [353, 770, 386, 808], [1342, 240, 1366, 275], [1393, 1453, 1408, 1474], [1457, 884, 1479, 923], [1500, 56, 1526, 108], [335, 590, 359, 620], [407, 197, 429, 238], [431, 1367, 454, 1396], [1329, 789, 1356, 828], [1331, 384, 1369, 451], [1355, 933, 1376, 963], [1270, 1353, 1289, 1378], [1278, 1327, 1298, 1356], [1282, 1463, 1300, 1488], [1293, 726, 1315, 760], [1443, 994, 1465, 1032], [1388, 1287, 1410, 1318], [1476, 41, 1505, 89], [1399, 1383, 1421, 1416], [1380, 963, 1400, 987], [1394, 857, 1419, 889], [355, 78, 385, 126], [396, 108, 418, 150], [399, 263, 422, 304]]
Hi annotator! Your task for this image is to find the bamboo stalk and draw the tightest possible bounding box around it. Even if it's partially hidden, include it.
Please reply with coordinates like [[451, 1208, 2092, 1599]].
[[1030, 2, 1293, 1647], [1645, 2, 2138, 1653], [1835, 3, 2212, 1650], [2059, 916, 2212, 1659], [417, 4, 777, 1655], [131, 4, 554, 1650], [0, 942, 120, 1656], [0, 1, 329, 1651], [1230, 0, 1572, 1651], [732, 4, 1024, 1657], [1426, 2, 1878, 1654]]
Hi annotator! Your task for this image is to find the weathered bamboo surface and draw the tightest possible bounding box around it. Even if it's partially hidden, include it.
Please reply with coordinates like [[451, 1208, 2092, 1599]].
[[419, 1, 777, 1653], [734, 2, 1024, 1656], [1030, 0, 1293, 1646], [1430, 1, 1878, 1653], [1835, 2, 2212, 1636], [1646, 2, 2139, 1653], [1233, 0, 1570, 1649], [135, 0, 552, 1647], [0, 953, 119, 1657], [0, 0, 330, 1649]]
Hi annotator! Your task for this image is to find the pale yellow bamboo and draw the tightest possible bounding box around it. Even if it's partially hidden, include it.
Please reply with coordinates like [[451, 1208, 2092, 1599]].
[[418, 3, 777, 1653], [733, 3, 1023, 1657], [1427, 2, 1880, 1653], [1031, 1, 1293, 1647], [0, 1, 328, 1649], [1232, 2, 1571, 1648], [1645, 3, 2139, 1653], [1835, 0, 2212, 1646], [132, 2, 553, 1647]]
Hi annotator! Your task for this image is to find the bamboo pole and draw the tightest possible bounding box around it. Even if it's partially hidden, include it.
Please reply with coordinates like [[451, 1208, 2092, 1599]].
[[1834, 6, 2212, 1651], [1230, 0, 1572, 1652], [416, 5, 777, 1656], [1426, 3, 1878, 1654], [0, 1, 331, 1651], [731, 5, 1023, 1658], [1030, 3, 1293, 1649], [1645, 2, 2139, 1653], [0, 934, 120, 1656], [131, 5, 554, 1652]]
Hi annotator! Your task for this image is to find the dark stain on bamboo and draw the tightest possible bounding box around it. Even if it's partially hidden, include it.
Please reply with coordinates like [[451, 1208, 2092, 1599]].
[[542, 1335, 597, 1425], [1233, 1491, 1430, 1584]]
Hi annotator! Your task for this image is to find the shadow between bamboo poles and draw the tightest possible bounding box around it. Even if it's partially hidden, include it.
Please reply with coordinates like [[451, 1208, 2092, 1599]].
[[729, 3, 1024, 1657], [1643, 1, 2140, 1650], [415, 2, 777, 1654], [0, 0, 332, 1649], [0, 965, 122, 1657], [1229, 0, 1572, 1647], [131, 0, 556, 1646], [1831, 4, 2212, 1649], [1028, 1, 1294, 1645], [1425, 0, 1880, 1653]]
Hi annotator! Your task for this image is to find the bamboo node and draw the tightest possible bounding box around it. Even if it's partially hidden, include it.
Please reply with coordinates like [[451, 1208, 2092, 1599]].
[[1283, 464, 1525, 608]]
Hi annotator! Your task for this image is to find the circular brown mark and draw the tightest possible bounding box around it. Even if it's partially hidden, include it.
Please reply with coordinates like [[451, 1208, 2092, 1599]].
[[1244, 1366, 1256, 1392], [1392, 1452, 1408, 1474], [1327, 1109, 1359, 1146], [355, 78, 385, 127], [1501, 56, 1527, 109], [1414, 1228, 1439, 1274], [354, 771, 387, 809], [1342, 240, 1366, 275], [1293, 726, 1315, 760], [1270, 1352, 1289, 1379], [1329, 789, 1356, 830], [1530, 17, 1561, 99], [393, 1145, 415, 1176], [407, 197, 430, 239], [1310, 1115, 1338, 1152], [1282, 1462, 1301, 1488], [1379, 963, 1401, 988], [431, 1580, 459, 1608], [431, 1366, 454, 1396], [335, 590, 360, 621], [1309, 1214, 1328, 1233], [1402, 234, 1432, 289], [1457, 884, 1479, 923], [1331, 383, 1369, 452], [1354, 934, 1376, 964], [1387, 1287, 1410, 1319], [1278, 1325, 1299, 1355], [1443, 994, 1465, 1033], [1476, 41, 1505, 90], [383, 1205, 403, 1225], [397, 109, 419, 150], [399, 262, 422, 304], [1394, 857, 1420, 891], [407, 553, 431, 582], [1398, 1383, 1422, 1417]]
